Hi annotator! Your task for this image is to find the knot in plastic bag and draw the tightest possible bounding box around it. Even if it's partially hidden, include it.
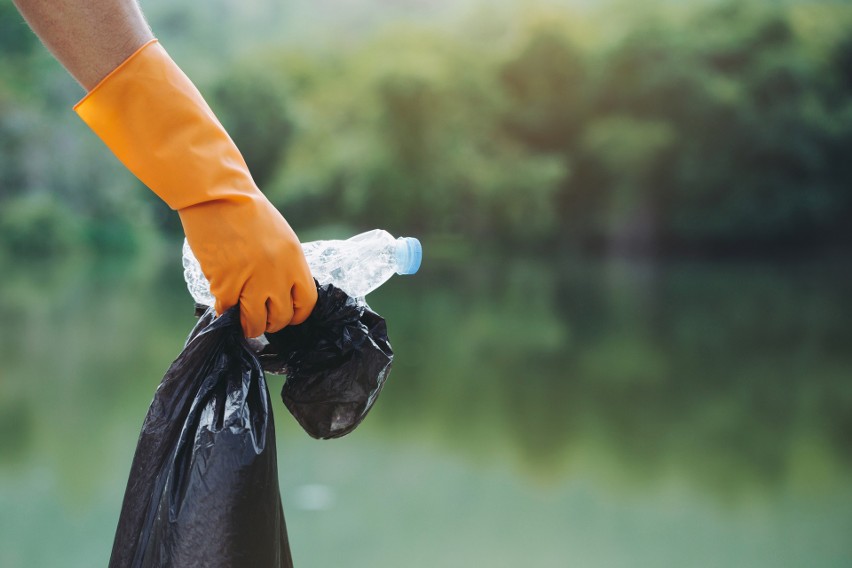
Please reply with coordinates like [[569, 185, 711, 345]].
[[259, 282, 394, 439]]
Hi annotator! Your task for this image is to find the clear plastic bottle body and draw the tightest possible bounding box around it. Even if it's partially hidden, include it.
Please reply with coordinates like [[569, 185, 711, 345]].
[[302, 229, 405, 298], [182, 239, 216, 306], [183, 229, 421, 306]]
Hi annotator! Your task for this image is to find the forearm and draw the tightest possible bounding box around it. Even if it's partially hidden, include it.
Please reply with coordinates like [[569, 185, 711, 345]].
[[12, 0, 153, 90]]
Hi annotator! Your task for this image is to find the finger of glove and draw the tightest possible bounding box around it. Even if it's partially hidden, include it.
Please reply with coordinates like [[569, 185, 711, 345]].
[[290, 278, 319, 325], [210, 269, 242, 317], [239, 288, 269, 338], [265, 294, 295, 333], [214, 287, 240, 318]]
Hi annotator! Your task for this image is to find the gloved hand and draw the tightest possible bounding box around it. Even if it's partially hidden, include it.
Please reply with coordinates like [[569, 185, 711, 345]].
[[74, 39, 316, 337]]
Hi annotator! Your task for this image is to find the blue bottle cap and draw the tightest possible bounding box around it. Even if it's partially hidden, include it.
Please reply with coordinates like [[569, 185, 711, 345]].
[[395, 237, 422, 275]]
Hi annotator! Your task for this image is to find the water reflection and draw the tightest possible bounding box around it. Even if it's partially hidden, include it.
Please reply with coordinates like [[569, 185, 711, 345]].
[[369, 253, 852, 497], [0, 250, 193, 501], [2, 251, 851, 495], [1, 249, 851, 566]]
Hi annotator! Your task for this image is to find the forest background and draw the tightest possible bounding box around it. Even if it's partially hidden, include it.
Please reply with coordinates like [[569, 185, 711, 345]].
[[2, 0, 851, 259]]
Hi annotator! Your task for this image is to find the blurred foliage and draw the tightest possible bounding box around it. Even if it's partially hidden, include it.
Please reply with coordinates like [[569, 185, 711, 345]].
[[2, 250, 850, 498], [0, 0, 36, 57], [369, 253, 852, 494], [4, 250, 851, 565], [0, 193, 79, 255], [211, 67, 294, 189], [1, 1, 852, 255]]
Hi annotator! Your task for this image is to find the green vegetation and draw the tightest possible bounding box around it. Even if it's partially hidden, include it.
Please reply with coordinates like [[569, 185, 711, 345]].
[[1, 1, 851, 255], [2, 251, 851, 498], [370, 255, 852, 493]]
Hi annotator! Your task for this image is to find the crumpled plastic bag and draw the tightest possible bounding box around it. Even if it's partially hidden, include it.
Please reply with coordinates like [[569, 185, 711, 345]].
[[110, 282, 393, 567], [109, 306, 292, 568], [260, 282, 394, 439]]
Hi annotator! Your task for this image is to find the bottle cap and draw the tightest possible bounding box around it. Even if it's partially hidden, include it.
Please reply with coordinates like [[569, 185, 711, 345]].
[[395, 237, 422, 275]]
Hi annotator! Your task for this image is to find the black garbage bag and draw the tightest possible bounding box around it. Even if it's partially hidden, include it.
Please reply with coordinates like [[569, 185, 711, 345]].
[[109, 306, 292, 568], [259, 282, 394, 440], [111, 282, 393, 567]]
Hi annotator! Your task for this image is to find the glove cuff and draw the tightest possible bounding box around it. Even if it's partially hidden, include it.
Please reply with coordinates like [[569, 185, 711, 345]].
[[74, 39, 259, 211]]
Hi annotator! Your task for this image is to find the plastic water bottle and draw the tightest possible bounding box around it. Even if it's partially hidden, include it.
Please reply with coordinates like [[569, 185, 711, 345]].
[[182, 229, 422, 306]]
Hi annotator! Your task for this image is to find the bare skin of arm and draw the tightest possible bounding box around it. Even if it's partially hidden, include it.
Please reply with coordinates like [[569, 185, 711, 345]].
[[12, 0, 153, 91]]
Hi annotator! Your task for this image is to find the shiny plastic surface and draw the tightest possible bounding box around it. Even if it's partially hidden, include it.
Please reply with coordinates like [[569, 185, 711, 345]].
[[260, 282, 394, 440], [109, 306, 292, 568], [395, 237, 422, 275], [184, 229, 421, 306]]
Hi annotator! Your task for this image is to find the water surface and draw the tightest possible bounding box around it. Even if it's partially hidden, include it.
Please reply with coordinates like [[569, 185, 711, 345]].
[[0, 249, 850, 567]]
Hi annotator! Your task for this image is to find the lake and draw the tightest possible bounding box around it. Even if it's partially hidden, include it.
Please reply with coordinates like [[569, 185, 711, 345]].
[[0, 246, 850, 567]]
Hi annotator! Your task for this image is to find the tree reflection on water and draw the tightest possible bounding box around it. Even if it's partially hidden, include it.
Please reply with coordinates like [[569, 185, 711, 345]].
[[1, 251, 850, 500], [371, 253, 852, 498]]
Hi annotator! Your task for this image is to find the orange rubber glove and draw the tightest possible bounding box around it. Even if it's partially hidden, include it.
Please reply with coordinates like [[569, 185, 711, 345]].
[[74, 39, 317, 337]]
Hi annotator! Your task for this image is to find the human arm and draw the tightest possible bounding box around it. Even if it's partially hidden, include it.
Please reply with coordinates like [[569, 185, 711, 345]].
[[12, 0, 317, 337], [12, 0, 153, 90]]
